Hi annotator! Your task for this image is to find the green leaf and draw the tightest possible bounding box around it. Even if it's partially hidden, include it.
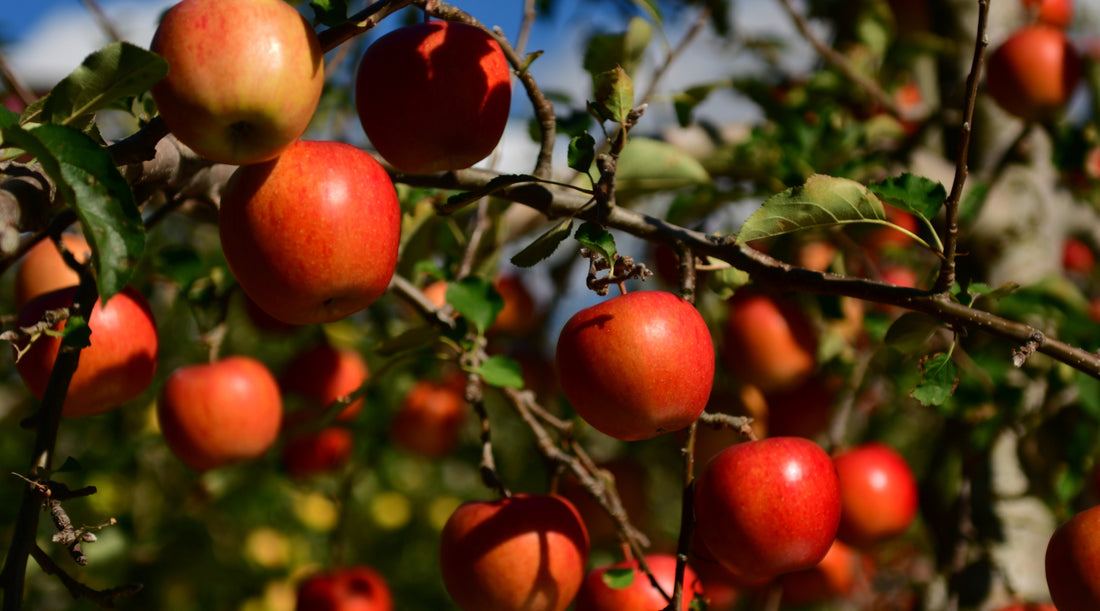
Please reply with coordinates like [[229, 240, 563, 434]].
[[476, 355, 525, 389], [446, 277, 504, 335], [511, 218, 574, 268], [707, 266, 751, 300], [310, 0, 349, 26], [575, 221, 617, 264], [869, 173, 946, 221], [61, 314, 92, 348], [39, 42, 168, 127], [911, 352, 958, 407], [568, 133, 596, 173], [616, 137, 711, 193], [673, 83, 722, 127], [0, 106, 17, 129], [55, 456, 83, 474], [583, 17, 653, 79], [0, 123, 144, 300], [884, 312, 941, 353], [737, 174, 887, 243], [602, 567, 637, 590], [592, 67, 634, 124]]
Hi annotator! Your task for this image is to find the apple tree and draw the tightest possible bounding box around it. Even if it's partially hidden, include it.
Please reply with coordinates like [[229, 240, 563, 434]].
[[2, 0, 1100, 609]]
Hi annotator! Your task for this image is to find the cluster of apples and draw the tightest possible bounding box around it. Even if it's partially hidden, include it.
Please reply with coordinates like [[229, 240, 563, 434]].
[[986, 0, 1080, 122]]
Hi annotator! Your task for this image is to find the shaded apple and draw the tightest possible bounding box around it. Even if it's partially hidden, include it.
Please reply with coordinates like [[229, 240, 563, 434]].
[[16, 286, 158, 418], [986, 25, 1082, 122], [157, 356, 282, 471], [574, 553, 703, 611], [1046, 504, 1100, 611], [723, 290, 817, 394], [296, 565, 394, 611], [355, 20, 511, 174], [389, 374, 467, 458], [280, 344, 369, 427], [440, 494, 589, 611], [282, 427, 354, 478], [14, 233, 90, 308], [834, 442, 920, 548]]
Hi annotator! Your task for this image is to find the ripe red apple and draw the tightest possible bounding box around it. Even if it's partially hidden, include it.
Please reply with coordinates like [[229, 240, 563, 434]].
[[280, 344, 369, 426], [296, 565, 394, 611], [777, 538, 860, 606], [14, 233, 90, 308], [1062, 238, 1095, 274], [150, 0, 324, 165], [439, 493, 590, 611], [693, 437, 841, 581], [219, 140, 401, 325], [986, 25, 1082, 122], [282, 427, 354, 478], [723, 290, 816, 394], [1022, 0, 1073, 28], [555, 290, 714, 441], [834, 442, 919, 548], [574, 554, 703, 611], [16, 286, 158, 418], [157, 356, 282, 471], [389, 375, 467, 458], [1046, 504, 1100, 610], [355, 20, 512, 174]]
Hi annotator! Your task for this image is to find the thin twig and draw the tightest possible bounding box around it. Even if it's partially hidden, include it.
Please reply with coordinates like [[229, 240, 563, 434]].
[[934, 0, 990, 293], [515, 0, 537, 57], [639, 7, 711, 108], [0, 50, 36, 107]]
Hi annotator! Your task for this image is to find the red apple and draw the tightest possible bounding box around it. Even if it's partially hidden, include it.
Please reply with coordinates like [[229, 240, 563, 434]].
[[489, 275, 537, 335], [693, 437, 841, 581], [280, 344, 369, 426], [389, 374, 467, 458], [439, 494, 590, 611], [993, 603, 1058, 611], [296, 565, 394, 611], [1046, 504, 1100, 610], [777, 538, 860, 606], [219, 140, 401, 325], [355, 20, 511, 174], [1062, 238, 1095, 274], [14, 233, 90, 308], [986, 25, 1082, 122], [16, 286, 158, 418], [834, 442, 919, 548], [282, 427, 354, 478], [157, 356, 282, 471], [723, 290, 816, 394], [150, 0, 324, 165], [1023, 0, 1073, 28], [574, 554, 703, 611], [555, 290, 714, 441]]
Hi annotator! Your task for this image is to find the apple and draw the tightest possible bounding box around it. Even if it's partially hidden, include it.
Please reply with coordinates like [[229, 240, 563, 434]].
[[150, 0, 324, 165], [555, 290, 714, 441], [16, 286, 158, 418], [280, 344, 369, 426], [777, 538, 860, 606], [439, 493, 590, 611], [296, 565, 394, 611], [355, 20, 512, 174], [14, 233, 90, 308], [389, 374, 467, 458], [157, 356, 282, 471], [723, 290, 816, 394], [1062, 238, 1095, 274], [1023, 0, 1073, 28], [219, 140, 401, 325], [1046, 504, 1100, 610], [765, 376, 837, 440], [282, 427, 354, 478], [693, 437, 841, 581], [574, 554, 703, 611], [489, 275, 537, 335], [986, 25, 1082, 122], [834, 442, 919, 548]]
